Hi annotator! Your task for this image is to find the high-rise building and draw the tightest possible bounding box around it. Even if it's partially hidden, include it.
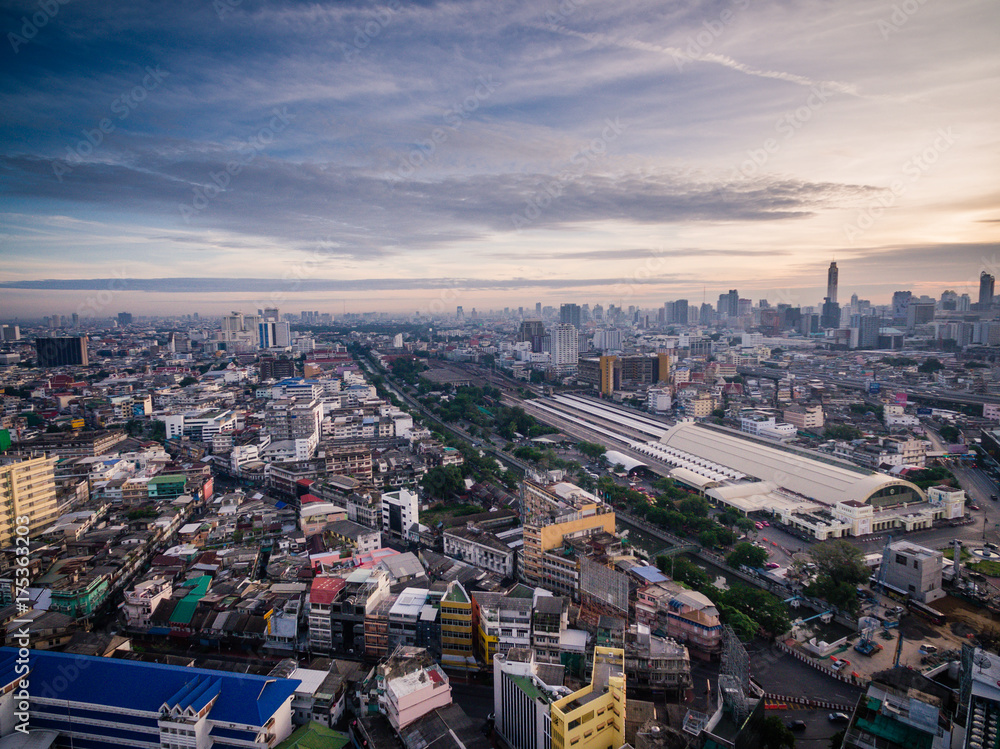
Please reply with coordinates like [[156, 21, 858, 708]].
[[382, 488, 419, 542], [0, 325, 20, 342], [35, 336, 88, 367], [559, 303, 582, 329], [117, 312, 133, 326], [258, 320, 291, 348], [821, 299, 841, 329], [892, 291, 912, 323], [549, 323, 579, 373], [854, 315, 880, 349], [493, 649, 566, 749], [0, 453, 60, 546], [535, 302, 542, 317], [826, 261, 839, 304], [980, 271, 995, 309]]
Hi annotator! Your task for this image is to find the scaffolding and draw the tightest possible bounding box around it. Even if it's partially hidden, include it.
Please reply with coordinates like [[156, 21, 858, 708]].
[[719, 625, 751, 725]]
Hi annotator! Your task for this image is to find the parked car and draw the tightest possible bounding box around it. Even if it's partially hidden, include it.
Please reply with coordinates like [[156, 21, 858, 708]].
[[755, 522, 764, 529], [765, 562, 780, 569]]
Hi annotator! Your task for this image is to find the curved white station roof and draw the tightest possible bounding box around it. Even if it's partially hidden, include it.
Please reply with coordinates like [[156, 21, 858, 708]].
[[658, 421, 924, 506]]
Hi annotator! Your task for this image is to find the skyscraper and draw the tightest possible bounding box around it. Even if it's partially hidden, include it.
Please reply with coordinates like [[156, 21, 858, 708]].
[[827, 261, 839, 304], [35, 336, 89, 367], [979, 271, 995, 309], [559, 303, 581, 329]]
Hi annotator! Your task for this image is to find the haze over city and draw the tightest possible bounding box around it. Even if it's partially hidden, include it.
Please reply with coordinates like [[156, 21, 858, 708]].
[[1, 0, 998, 317]]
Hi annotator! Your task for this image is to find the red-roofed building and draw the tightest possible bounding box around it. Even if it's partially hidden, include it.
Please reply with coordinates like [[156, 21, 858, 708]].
[[300, 493, 323, 505], [308, 577, 347, 652]]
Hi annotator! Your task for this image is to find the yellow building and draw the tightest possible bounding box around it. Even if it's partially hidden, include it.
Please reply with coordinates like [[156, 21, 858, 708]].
[[599, 356, 618, 396], [440, 580, 476, 671], [0, 453, 60, 546], [551, 647, 626, 749]]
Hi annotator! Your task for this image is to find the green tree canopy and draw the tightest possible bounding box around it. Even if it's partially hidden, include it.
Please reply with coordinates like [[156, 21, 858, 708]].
[[727, 542, 769, 570]]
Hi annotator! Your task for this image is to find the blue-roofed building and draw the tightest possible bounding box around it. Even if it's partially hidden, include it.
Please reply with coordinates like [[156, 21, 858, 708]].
[[0, 648, 300, 748]]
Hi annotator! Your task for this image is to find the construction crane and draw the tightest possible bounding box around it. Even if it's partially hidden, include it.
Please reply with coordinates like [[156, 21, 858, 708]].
[[855, 622, 883, 656]]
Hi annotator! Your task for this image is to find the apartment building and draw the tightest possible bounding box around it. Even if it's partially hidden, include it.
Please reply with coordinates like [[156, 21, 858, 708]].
[[494, 648, 569, 749], [634, 581, 723, 659], [444, 525, 516, 578], [550, 647, 626, 749], [0, 452, 60, 546], [472, 591, 533, 667]]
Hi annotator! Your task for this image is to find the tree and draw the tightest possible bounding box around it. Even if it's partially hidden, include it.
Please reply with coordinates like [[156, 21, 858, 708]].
[[420, 465, 465, 500], [678, 496, 710, 518], [807, 540, 869, 614], [939, 425, 961, 443], [577, 441, 607, 461], [727, 542, 768, 570], [179, 376, 198, 387], [758, 716, 795, 749], [918, 357, 944, 373], [824, 424, 862, 440]]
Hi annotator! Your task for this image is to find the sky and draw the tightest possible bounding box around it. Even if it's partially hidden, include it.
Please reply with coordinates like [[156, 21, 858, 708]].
[[1, 0, 998, 319]]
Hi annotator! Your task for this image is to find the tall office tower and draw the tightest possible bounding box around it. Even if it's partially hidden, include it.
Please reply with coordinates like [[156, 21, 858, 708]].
[[737, 298, 752, 317], [674, 299, 688, 326], [855, 315, 880, 349], [821, 298, 841, 329], [117, 312, 133, 326], [980, 271, 995, 309], [0, 325, 19, 341], [592, 304, 603, 321], [700, 303, 714, 325], [958, 294, 971, 312], [722, 289, 739, 317], [263, 307, 279, 321], [535, 302, 542, 317], [549, 323, 579, 373], [35, 336, 89, 367], [517, 320, 547, 353], [827, 261, 839, 304], [456, 305, 464, 320], [0, 453, 60, 545], [71, 312, 79, 328], [891, 291, 912, 322], [258, 321, 291, 348], [559, 303, 582, 329]]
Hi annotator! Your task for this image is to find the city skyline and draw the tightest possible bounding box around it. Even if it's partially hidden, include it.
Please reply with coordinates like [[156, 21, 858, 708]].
[[1, 0, 998, 317]]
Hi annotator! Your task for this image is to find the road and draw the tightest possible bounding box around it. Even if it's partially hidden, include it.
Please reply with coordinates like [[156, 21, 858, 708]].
[[748, 641, 864, 708], [769, 708, 851, 748]]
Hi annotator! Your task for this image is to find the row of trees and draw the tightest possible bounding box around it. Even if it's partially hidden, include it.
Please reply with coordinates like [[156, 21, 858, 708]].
[[654, 555, 791, 640]]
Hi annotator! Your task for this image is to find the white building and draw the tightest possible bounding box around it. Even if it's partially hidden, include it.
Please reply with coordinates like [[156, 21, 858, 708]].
[[443, 526, 516, 578], [382, 488, 419, 541], [493, 648, 567, 749], [647, 387, 672, 413], [379, 648, 452, 731], [549, 323, 579, 374], [123, 576, 173, 629], [739, 411, 797, 440]]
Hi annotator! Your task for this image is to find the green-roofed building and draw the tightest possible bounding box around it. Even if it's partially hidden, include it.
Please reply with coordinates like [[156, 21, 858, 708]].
[[148, 473, 187, 500], [841, 667, 957, 749]]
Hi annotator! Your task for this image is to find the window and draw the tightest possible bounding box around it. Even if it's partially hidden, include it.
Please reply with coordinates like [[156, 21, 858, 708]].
[[895, 554, 907, 565]]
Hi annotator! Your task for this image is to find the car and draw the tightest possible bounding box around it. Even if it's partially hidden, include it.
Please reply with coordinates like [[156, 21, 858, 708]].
[[828, 712, 850, 723], [761, 521, 769, 527], [765, 562, 780, 569], [786, 720, 807, 732], [755, 522, 764, 529], [831, 660, 846, 671], [969, 504, 981, 511]]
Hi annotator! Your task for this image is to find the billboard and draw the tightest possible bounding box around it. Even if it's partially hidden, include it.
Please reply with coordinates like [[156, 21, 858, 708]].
[[896, 392, 908, 405], [917, 407, 933, 416], [868, 381, 881, 394]]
